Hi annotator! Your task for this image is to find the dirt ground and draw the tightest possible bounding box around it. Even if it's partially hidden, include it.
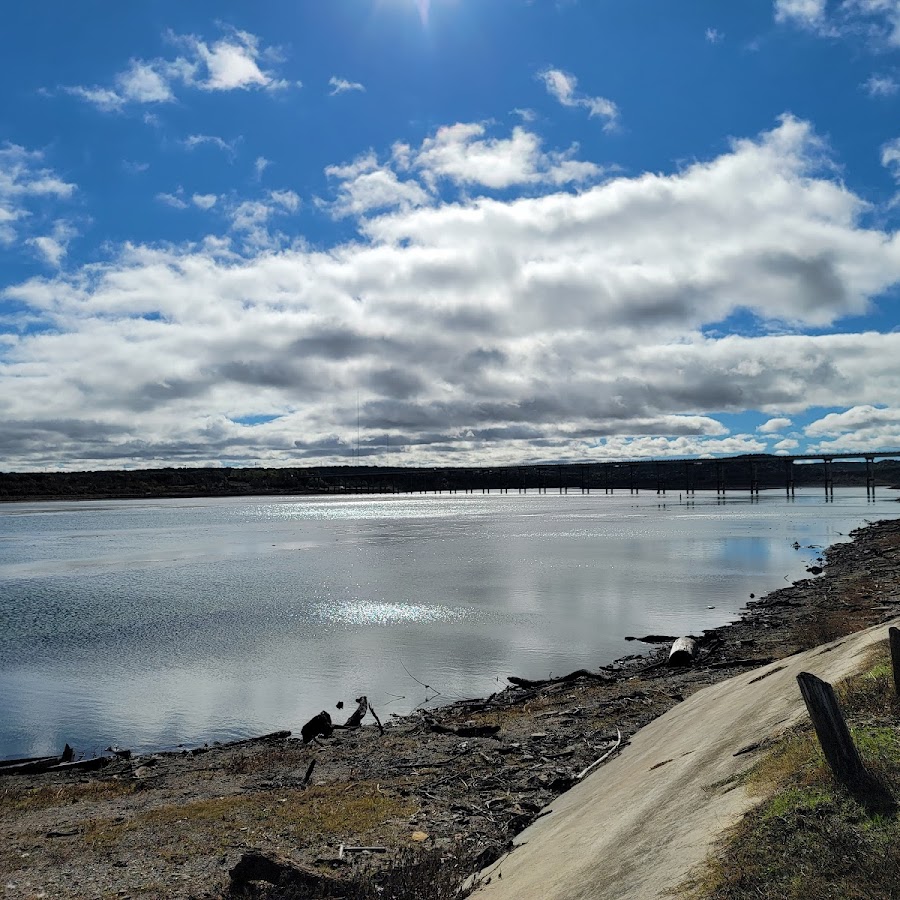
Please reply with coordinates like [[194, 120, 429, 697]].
[[3, 516, 900, 900]]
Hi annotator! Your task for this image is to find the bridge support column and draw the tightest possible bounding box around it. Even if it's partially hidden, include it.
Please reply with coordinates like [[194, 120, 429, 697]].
[[629, 463, 637, 494], [866, 456, 875, 498], [656, 462, 666, 495], [750, 460, 759, 496], [716, 461, 725, 496], [785, 459, 795, 497], [824, 458, 834, 500]]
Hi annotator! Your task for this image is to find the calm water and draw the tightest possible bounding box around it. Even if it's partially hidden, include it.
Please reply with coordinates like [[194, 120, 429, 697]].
[[1, 488, 897, 758]]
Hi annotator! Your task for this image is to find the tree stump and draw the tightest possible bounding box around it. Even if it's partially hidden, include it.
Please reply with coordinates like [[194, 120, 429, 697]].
[[797, 671, 867, 787]]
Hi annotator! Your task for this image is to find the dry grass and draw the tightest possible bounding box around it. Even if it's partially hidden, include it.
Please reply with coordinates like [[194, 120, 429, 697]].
[[82, 781, 416, 853], [0, 778, 135, 812]]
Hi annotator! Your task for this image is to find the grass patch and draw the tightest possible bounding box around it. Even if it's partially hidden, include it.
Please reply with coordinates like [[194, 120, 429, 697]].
[[0, 778, 135, 812], [681, 642, 900, 900], [83, 781, 416, 852]]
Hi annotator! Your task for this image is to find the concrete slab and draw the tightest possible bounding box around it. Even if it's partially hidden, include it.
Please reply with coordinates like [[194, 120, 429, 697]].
[[473, 618, 898, 900]]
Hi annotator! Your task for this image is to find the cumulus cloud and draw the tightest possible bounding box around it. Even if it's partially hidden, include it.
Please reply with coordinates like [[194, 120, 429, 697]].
[[28, 220, 78, 267], [705, 28, 724, 43], [323, 122, 604, 218], [774, 0, 828, 27], [192, 193, 218, 210], [775, 0, 900, 46], [538, 67, 619, 130], [805, 405, 900, 452], [63, 26, 292, 111], [3, 116, 900, 469], [0, 143, 76, 246], [864, 74, 899, 95], [759, 417, 793, 433], [328, 76, 366, 95]]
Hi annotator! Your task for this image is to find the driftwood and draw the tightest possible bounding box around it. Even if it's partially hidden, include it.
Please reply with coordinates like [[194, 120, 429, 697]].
[[508, 669, 614, 690], [668, 637, 698, 667], [427, 722, 501, 738], [624, 634, 679, 644], [343, 696, 369, 729], [230, 852, 341, 892], [797, 671, 867, 787], [301, 711, 333, 744], [368, 702, 386, 736], [223, 730, 291, 748], [576, 728, 623, 780], [48, 757, 110, 773], [0, 756, 63, 776], [302, 759, 316, 786]]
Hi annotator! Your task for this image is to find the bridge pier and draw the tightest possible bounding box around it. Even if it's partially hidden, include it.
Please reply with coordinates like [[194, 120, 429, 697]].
[[716, 461, 725, 496], [866, 456, 875, 499], [784, 459, 795, 497], [655, 462, 666, 495], [750, 460, 759, 496], [629, 463, 637, 494], [684, 461, 696, 496], [824, 458, 834, 500]]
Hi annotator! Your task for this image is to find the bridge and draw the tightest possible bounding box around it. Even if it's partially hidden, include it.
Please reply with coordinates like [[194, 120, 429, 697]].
[[308, 450, 900, 499]]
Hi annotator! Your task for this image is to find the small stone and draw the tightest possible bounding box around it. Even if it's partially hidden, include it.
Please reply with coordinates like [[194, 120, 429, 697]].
[[410, 831, 429, 842]]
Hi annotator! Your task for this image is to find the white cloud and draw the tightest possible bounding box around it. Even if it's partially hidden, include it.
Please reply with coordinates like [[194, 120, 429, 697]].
[[328, 76, 366, 95], [405, 122, 605, 190], [775, 0, 900, 46], [184, 134, 239, 156], [4, 116, 900, 469], [774, 0, 828, 27], [0, 144, 76, 246], [864, 74, 899, 95], [29, 220, 78, 268], [805, 405, 900, 451], [323, 122, 604, 219], [324, 152, 431, 218], [882, 137, 900, 179], [227, 189, 301, 248], [774, 438, 800, 451], [254, 156, 271, 180], [538, 67, 619, 130], [759, 416, 793, 433], [705, 27, 724, 43], [63, 27, 292, 111], [156, 190, 188, 210], [192, 194, 218, 210]]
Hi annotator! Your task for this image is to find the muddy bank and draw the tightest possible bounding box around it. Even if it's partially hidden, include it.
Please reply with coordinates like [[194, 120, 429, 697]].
[[3, 518, 900, 900]]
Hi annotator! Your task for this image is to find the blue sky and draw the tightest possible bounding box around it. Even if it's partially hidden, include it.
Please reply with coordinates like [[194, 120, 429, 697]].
[[2, 0, 900, 470]]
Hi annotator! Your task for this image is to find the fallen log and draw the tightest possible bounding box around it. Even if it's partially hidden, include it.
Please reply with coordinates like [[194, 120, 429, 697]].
[[230, 852, 342, 893], [508, 669, 614, 690], [222, 730, 291, 748], [624, 634, 679, 644], [47, 757, 110, 773], [0, 756, 63, 776], [668, 637, 698, 667], [427, 722, 501, 738]]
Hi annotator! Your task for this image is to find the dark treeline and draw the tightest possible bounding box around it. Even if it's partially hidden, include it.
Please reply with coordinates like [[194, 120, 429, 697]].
[[2, 455, 900, 502]]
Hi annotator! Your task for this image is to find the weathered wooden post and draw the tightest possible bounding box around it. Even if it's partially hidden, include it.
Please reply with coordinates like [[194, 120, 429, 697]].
[[889, 627, 900, 697], [797, 672, 867, 787]]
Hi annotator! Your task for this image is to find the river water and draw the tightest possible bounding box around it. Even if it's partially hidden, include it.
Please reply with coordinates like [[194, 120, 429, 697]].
[[0, 488, 897, 758]]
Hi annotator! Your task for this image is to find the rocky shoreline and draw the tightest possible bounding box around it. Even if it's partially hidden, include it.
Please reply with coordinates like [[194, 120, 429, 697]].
[[3, 517, 900, 900]]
